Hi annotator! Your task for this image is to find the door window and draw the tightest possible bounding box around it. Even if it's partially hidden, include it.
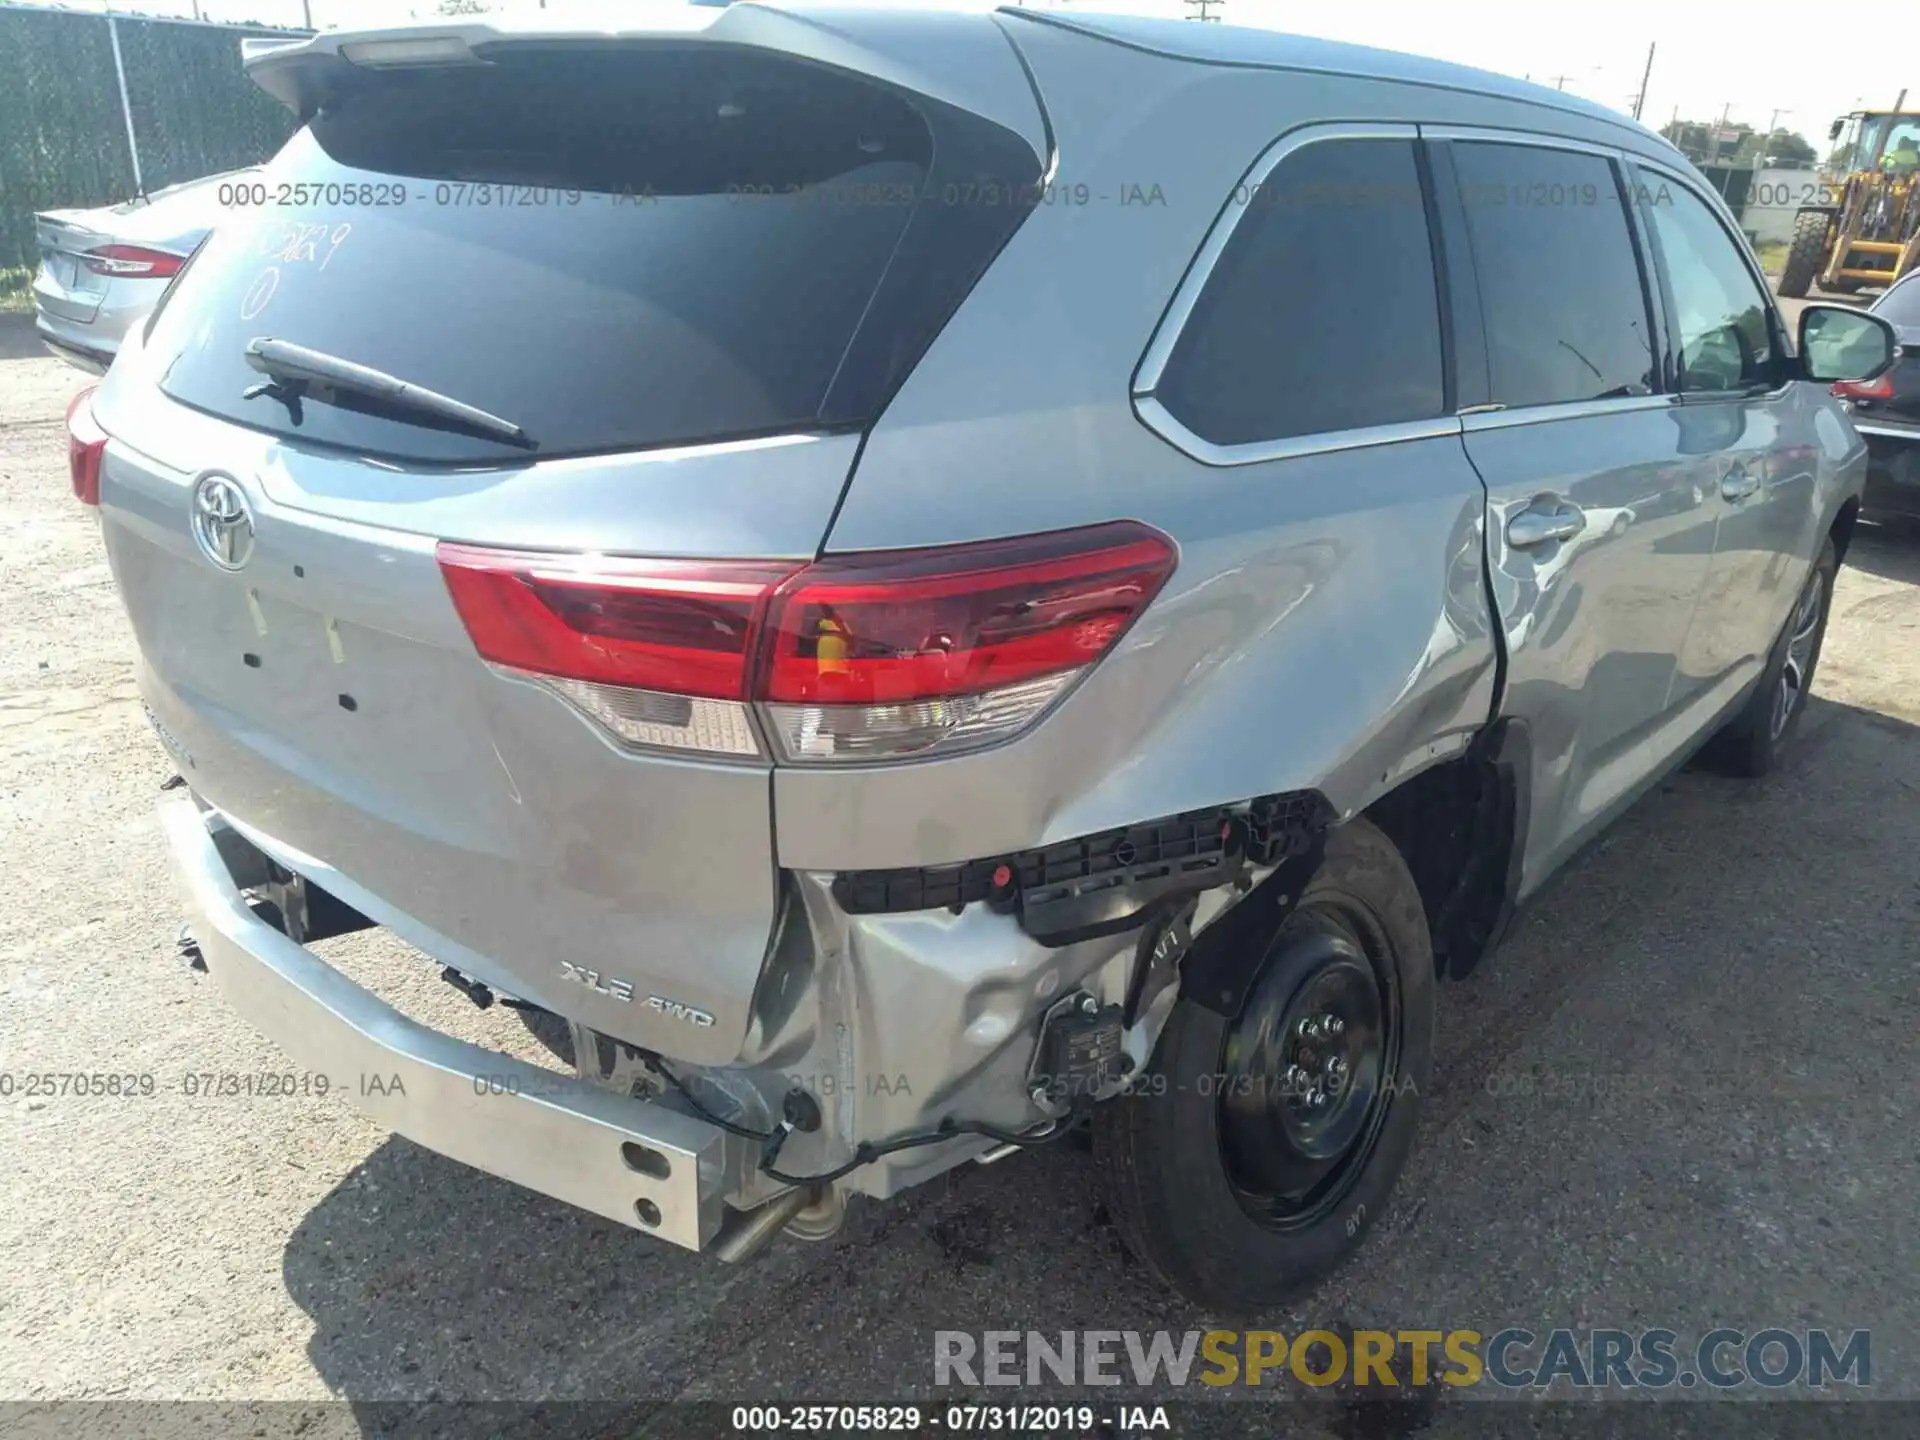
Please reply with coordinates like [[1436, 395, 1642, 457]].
[[1449, 143, 1657, 408], [1638, 178, 1778, 392]]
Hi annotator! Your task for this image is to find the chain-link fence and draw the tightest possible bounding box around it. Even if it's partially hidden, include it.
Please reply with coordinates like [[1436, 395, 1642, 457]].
[[0, 5, 306, 284]]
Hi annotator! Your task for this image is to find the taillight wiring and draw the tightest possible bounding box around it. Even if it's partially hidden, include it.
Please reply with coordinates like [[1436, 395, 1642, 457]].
[[647, 1056, 1077, 1188]]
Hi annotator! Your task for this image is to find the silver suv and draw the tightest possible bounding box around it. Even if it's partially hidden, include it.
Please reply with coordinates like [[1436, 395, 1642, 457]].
[[75, 7, 1896, 1311]]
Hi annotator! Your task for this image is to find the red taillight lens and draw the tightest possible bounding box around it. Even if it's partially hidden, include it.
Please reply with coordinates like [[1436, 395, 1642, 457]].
[[66, 386, 106, 506], [81, 244, 184, 278], [759, 524, 1177, 705], [436, 522, 1177, 761], [758, 522, 1176, 762], [1832, 373, 1895, 401], [436, 545, 798, 700]]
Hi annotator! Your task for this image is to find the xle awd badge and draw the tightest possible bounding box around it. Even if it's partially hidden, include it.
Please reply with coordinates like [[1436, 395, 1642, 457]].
[[558, 960, 633, 1002], [191, 472, 255, 571], [646, 995, 717, 1029], [555, 963, 716, 1027]]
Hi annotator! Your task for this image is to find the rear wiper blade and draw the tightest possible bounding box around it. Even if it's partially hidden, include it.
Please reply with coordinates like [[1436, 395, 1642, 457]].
[[242, 337, 534, 448]]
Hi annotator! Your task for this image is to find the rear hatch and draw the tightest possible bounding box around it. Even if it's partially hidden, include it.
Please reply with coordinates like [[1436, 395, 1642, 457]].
[[95, 26, 1043, 1062]]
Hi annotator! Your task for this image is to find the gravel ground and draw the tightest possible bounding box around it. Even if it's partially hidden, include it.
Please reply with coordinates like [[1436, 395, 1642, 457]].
[[2, 312, 1918, 1429]]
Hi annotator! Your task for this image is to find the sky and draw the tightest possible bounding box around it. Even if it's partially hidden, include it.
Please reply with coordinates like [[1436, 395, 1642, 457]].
[[23, 0, 1920, 147]]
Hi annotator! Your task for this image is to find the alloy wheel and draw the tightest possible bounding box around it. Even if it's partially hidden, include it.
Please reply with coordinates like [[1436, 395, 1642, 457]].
[[1772, 566, 1826, 741]]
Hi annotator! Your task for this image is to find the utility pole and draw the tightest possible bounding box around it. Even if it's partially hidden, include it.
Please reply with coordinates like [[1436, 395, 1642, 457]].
[[1544, 74, 1572, 92], [301, 0, 313, 28], [1761, 107, 1792, 163], [107, 17, 144, 197], [1631, 42, 1654, 121], [1185, 0, 1224, 19]]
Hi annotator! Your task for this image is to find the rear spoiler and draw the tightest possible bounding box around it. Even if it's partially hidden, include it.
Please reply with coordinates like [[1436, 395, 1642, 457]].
[[239, 36, 306, 65], [238, 4, 1048, 163]]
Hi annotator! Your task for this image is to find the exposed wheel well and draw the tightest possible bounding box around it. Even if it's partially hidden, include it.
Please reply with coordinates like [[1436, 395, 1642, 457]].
[[1831, 498, 1860, 564], [1363, 738, 1520, 981]]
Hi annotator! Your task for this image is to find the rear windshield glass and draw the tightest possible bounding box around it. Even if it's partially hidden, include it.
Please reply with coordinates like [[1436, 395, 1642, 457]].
[[1878, 278, 1920, 328], [146, 45, 1038, 463]]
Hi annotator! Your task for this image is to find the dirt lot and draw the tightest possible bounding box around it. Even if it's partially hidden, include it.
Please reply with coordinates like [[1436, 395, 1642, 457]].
[[2, 311, 1918, 1430]]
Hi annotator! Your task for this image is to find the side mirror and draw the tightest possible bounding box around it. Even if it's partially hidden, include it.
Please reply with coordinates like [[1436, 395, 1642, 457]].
[[1799, 304, 1896, 384], [1829, 118, 1845, 142]]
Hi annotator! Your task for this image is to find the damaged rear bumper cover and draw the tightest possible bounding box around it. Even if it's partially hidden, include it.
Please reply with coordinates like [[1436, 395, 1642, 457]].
[[159, 797, 734, 1251]]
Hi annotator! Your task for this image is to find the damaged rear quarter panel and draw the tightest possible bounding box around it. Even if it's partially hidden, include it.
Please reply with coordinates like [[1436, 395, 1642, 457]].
[[774, 41, 1499, 873]]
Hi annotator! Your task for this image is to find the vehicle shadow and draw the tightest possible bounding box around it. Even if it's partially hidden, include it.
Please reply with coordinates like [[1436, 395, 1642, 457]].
[[280, 1124, 1152, 1423], [1846, 516, 1920, 585], [0, 310, 44, 361], [277, 694, 1920, 1427]]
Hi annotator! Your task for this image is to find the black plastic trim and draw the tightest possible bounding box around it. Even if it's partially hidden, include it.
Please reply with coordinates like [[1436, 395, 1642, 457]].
[[1179, 833, 1328, 1018], [1420, 139, 1491, 414], [830, 790, 1336, 948], [1463, 716, 1532, 971]]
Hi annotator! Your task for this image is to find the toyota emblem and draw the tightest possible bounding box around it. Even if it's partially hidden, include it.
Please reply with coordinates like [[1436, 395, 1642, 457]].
[[191, 472, 255, 571]]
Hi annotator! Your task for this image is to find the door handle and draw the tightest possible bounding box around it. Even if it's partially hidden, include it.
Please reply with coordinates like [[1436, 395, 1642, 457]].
[[1720, 465, 1761, 503], [1506, 502, 1587, 549]]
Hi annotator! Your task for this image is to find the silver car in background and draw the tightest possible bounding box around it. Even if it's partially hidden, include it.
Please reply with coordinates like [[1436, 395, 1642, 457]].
[[33, 168, 249, 372], [71, 6, 1898, 1311]]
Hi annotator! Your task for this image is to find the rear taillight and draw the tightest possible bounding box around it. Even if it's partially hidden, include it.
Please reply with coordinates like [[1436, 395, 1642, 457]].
[[436, 522, 1177, 762], [437, 547, 796, 757], [757, 524, 1177, 762], [81, 244, 184, 278], [66, 386, 106, 506], [1832, 373, 1894, 402]]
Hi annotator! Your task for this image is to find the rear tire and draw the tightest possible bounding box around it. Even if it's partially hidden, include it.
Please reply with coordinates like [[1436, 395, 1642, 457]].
[[1706, 537, 1837, 779], [1093, 818, 1434, 1314], [1776, 210, 1830, 299]]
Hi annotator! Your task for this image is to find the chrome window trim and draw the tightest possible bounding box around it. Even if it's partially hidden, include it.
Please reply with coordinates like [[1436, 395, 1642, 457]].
[[1418, 124, 1628, 161], [1460, 393, 1674, 433], [1132, 122, 1451, 468], [1136, 397, 1461, 467]]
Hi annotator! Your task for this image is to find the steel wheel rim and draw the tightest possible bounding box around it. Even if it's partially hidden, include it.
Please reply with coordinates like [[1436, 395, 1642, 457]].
[[1772, 567, 1825, 740], [1216, 905, 1399, 1232]]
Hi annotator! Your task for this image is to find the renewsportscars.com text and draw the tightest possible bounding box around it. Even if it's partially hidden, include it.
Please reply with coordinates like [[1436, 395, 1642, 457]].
[[934, 1328, 1870, 1391]]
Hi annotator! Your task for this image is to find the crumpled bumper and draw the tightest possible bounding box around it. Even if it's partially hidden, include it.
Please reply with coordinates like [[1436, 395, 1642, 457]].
[[160, 797, 736, 1250]]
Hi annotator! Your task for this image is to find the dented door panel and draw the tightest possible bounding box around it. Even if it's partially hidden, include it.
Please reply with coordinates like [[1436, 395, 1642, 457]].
[[1467, 403, 1718, 893]]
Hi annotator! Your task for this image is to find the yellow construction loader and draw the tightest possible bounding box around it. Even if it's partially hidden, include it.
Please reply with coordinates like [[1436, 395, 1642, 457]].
[[1777, 95, 1920, 298]]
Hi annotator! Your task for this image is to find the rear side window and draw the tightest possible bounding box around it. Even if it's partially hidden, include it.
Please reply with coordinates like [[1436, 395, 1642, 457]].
[[1638, 178, 1777, 391], [1450, 143, 1657, 408], [145, 45, 1039, 463], [1152, 137, 1446, 448]]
